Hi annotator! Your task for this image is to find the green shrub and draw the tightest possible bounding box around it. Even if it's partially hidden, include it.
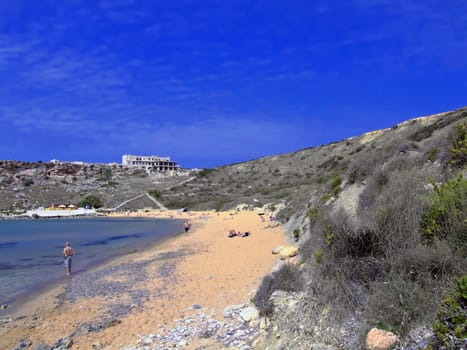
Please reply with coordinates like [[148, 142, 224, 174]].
[[307, 207, 319, 221], [427, 148, 440, 162], [432, 275, 467, 349], [325, 224, 335, 247], [449, 121, 466, 168], [329, 172, 343, 197], [293, 228, 301, 241], [78, 194, 103, 208], [197, 168, 215, 178], [148, 189, 161, 198], [315, 249, 324, 264], [420, 175, 467, 253]]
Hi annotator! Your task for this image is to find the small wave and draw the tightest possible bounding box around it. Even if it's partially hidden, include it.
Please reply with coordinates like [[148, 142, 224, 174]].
[[80, 234, 141, 246], [0, 242, 19, 248], [108, 234, 141, 241], [80, 239, 108, 247], [0, 263, 20, 270]]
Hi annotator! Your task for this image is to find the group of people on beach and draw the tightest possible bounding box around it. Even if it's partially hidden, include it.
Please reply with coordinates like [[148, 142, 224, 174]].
[[228, 229, 251, 238]]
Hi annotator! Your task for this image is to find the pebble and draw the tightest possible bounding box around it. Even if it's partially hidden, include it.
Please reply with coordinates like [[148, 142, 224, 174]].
[[121, 304, 263, 350]]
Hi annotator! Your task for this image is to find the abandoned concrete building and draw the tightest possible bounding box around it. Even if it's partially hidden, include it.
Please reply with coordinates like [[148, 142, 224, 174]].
[[122, 154, 180, 172]]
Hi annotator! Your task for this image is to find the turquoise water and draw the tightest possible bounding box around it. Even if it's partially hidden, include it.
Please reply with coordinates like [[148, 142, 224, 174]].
[[0, 217, 183, 309]]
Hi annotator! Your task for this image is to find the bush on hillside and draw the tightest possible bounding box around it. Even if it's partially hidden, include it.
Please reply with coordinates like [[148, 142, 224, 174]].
[[148, 189, 161, 198], [431, 275, 467, 349], [420, 174, 467, 255], [254, 263, 303, 317], [358, 167, 389, 210], [408, 111, 466, 142], [78, 194, 103, 209], [302, 167, 467, 334], [448, 121, 467, 168], [197, 168, 216, 178]]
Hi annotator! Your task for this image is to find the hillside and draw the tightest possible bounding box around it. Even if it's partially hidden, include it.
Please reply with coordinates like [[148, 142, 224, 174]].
[[1, 107, 466, 349], [0, 161, 190, 212]]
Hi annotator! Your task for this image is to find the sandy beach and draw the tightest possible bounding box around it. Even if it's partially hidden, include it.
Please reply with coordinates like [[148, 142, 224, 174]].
[[0, 209, 290, 349]]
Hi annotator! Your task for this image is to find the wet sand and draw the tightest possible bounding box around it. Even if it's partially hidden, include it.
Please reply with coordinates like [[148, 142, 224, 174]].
[[0, 209, 289, 349]]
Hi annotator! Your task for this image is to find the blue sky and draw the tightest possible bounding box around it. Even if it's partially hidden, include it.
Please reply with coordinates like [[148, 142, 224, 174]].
[[0, 0, 466, 168]]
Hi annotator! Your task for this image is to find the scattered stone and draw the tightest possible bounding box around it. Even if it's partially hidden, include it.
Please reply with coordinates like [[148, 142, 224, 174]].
[[366, 328, 399, 350], [123, 303, 263, 349], [193, 304, 202, 309], [0, 315, 12, 323], [33, 343, 51, 350], [13, 339, 32, 350], [50, 337, 73, 350]]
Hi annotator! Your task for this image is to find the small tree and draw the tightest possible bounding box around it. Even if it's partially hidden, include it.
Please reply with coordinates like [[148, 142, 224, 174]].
[[79, 195, 103, 209], [293, 228, 301, 241]]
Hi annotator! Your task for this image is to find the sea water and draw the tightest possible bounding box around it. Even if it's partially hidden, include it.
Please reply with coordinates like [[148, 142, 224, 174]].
[[0, 217, 183, 310]]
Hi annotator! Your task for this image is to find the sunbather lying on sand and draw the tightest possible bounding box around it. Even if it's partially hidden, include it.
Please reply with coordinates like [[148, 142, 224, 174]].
[[228, 230, 251, 238]]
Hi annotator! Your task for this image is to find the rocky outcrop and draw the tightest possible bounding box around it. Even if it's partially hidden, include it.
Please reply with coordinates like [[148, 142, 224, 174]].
[[365, 328, 399, 350], [279, 246, 299, 259]]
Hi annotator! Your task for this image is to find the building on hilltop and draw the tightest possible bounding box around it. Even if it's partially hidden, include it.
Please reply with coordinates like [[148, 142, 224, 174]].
[[122, 154, 180, 172]]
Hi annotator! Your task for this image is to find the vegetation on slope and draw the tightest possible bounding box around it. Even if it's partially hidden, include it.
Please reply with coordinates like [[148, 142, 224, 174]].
[[252, 111, 466, 348]]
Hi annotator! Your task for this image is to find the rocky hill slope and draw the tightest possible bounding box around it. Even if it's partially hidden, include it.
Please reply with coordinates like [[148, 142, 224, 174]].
[[0, 161, 189, 212]]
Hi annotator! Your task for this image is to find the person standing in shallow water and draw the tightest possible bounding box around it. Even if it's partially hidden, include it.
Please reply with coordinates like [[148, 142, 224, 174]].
[[63, 242, 75, 276]]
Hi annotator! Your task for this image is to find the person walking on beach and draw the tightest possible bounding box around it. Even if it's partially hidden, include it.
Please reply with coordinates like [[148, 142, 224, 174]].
[[63, 242, 75, 276], [184, 221, 191, 233]]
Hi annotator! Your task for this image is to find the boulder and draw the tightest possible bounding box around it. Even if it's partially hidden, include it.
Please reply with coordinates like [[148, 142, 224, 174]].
[[239, 306, 259, 322], [366, 328, 399, 350], [279, 246, 299, 259]]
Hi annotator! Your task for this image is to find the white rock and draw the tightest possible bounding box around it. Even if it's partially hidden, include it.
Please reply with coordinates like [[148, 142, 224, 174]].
[[240, 306, 259, 322]]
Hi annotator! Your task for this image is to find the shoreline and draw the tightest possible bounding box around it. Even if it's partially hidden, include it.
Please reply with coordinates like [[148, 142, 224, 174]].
[[1, 222, 186, 318], [0, 215, 185, 314], [0, 209, 291, 349]]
